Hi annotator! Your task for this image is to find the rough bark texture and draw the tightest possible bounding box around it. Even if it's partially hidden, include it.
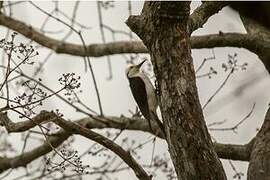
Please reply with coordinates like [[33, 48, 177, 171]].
[[215, 140, 253, 161], [127, 2, 226, 180], [247, 108, 270, 180]]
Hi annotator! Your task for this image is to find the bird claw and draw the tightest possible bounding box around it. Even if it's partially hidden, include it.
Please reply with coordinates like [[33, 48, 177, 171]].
[[131, 107, 142, 118], [154, 80, 160, 96]]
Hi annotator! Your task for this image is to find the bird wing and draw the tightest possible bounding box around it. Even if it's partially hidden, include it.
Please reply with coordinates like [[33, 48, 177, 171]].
[[129, 77, 151, 120]]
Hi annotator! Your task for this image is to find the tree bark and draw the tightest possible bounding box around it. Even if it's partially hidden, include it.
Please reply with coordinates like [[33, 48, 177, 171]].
[[127, 2, 226, 180], [247, 107, 270, 180]]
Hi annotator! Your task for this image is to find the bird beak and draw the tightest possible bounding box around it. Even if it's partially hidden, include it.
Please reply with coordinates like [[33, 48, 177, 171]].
[[137, 60, 146, 69]]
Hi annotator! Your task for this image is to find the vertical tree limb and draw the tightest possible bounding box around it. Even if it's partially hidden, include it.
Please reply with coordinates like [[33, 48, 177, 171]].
[[247, 107, 270, 180], [127, 2, 226, 180]]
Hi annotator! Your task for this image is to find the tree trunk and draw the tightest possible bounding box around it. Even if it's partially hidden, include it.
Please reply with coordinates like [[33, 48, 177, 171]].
[[127, 2, 226, 180], [247, 107, 270, 180]]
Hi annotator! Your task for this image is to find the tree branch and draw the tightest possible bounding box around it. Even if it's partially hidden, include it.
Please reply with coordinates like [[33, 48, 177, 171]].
[[0, 14, 148, 57], [0, 111, 54, 133], [215, 139, 254, 161], [0, 13, 267, 59], [0, 112, 151, 179], [0, 111, 251, 175], [0, 4, 269, 73], [188, 2, 229, 33], [191, 33, 250, 49], [53, 115, 151, 180], [0, 130, 71, 173]]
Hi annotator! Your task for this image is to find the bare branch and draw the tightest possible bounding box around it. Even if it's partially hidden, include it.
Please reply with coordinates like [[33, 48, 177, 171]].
[[215, 140, 254, 161], [0, 111, 251, 173], [53, 115, 151, 180], [0, 111, 53, 133], [188, 2, 229, 33], [0, 13, 147, 57], [0, 130, 70, 173], [191, 33, 251, 49], [0, 111, 151, 179], [1, 13, 266, 58], [209, 103, 256, 132]]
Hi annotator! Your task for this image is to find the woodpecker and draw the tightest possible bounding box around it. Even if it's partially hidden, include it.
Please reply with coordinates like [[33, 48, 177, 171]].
[[126, 60, 165, 136]]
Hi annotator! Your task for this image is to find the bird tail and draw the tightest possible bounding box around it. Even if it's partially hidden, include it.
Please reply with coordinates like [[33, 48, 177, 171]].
[[149, 111, 166, 138]]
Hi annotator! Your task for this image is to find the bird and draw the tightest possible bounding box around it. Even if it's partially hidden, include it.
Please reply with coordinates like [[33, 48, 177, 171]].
[[126, 60, 165, 136]]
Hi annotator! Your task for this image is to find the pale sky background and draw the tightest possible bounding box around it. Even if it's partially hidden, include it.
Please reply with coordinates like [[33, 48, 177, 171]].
[[0, 1, 270, 180]]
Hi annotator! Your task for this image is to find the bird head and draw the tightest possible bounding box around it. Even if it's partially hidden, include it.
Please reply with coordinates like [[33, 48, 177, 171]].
[[126, 60, 146, 78]]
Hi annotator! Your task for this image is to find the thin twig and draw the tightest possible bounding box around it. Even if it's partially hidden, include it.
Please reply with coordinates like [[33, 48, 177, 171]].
[[209, 103, 256, 132]]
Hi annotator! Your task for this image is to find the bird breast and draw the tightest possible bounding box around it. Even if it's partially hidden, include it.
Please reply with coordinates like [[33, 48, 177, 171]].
[[139, 73, 158, 112]]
